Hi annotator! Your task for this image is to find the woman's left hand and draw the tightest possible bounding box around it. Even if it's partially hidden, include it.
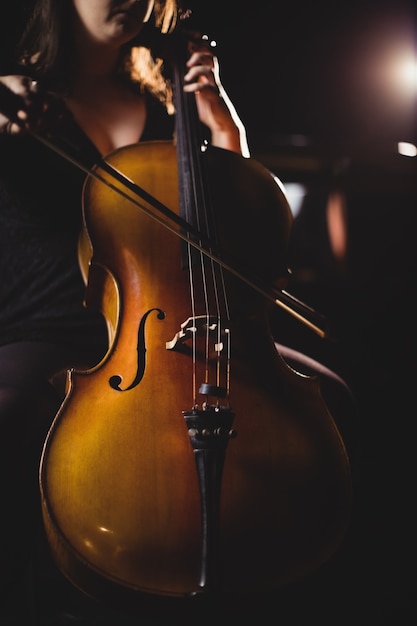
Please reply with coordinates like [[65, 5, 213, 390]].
[[184, 37, 248, 155]]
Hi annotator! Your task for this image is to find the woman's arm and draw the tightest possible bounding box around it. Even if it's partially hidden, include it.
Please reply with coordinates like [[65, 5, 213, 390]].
[[183, 43, 250, 157]]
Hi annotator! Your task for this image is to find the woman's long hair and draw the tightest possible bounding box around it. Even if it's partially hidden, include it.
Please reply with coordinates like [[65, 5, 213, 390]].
[[17, 0, 179, 108]]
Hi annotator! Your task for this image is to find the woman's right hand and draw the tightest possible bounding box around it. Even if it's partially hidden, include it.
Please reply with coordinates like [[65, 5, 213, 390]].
[[0, 75, 38, 134]]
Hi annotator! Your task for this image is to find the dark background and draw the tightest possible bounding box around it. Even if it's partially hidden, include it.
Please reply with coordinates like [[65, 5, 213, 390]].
[[1, 2, 416, 624]]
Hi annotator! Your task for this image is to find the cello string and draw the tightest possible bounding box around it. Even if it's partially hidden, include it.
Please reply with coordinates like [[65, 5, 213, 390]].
[[173, 40, 233, 406], [185, 243, 198, 407]]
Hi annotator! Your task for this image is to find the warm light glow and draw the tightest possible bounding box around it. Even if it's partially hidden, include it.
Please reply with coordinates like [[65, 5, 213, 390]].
[[371, 46, 417, 111], [391, 53, 417, 95], [398, 141, 417, 157], [326, 190, 348, 266], [348, 9, 416, 139]]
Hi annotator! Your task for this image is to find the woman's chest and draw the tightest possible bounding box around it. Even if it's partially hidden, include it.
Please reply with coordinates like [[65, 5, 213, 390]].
[[65, 91, 147, 156]]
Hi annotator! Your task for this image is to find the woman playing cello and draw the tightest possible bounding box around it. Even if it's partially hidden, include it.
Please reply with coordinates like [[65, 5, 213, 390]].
[[0, 0, 356, 622]]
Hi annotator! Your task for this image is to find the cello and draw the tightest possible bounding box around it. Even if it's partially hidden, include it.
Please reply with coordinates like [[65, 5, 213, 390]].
[[34, 25, 353, 612]]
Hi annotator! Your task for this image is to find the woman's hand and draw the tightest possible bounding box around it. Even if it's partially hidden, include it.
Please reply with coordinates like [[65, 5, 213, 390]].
[[0, 75, 38, 134], [184, 37, 249, 156]]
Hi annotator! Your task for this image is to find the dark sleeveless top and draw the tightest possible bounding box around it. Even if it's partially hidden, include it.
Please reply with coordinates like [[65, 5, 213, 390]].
[[0, 92, 175, 356]]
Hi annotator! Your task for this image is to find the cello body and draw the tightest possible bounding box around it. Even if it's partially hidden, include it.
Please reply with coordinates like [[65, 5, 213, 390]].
[[39, 141, 352, 604]]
